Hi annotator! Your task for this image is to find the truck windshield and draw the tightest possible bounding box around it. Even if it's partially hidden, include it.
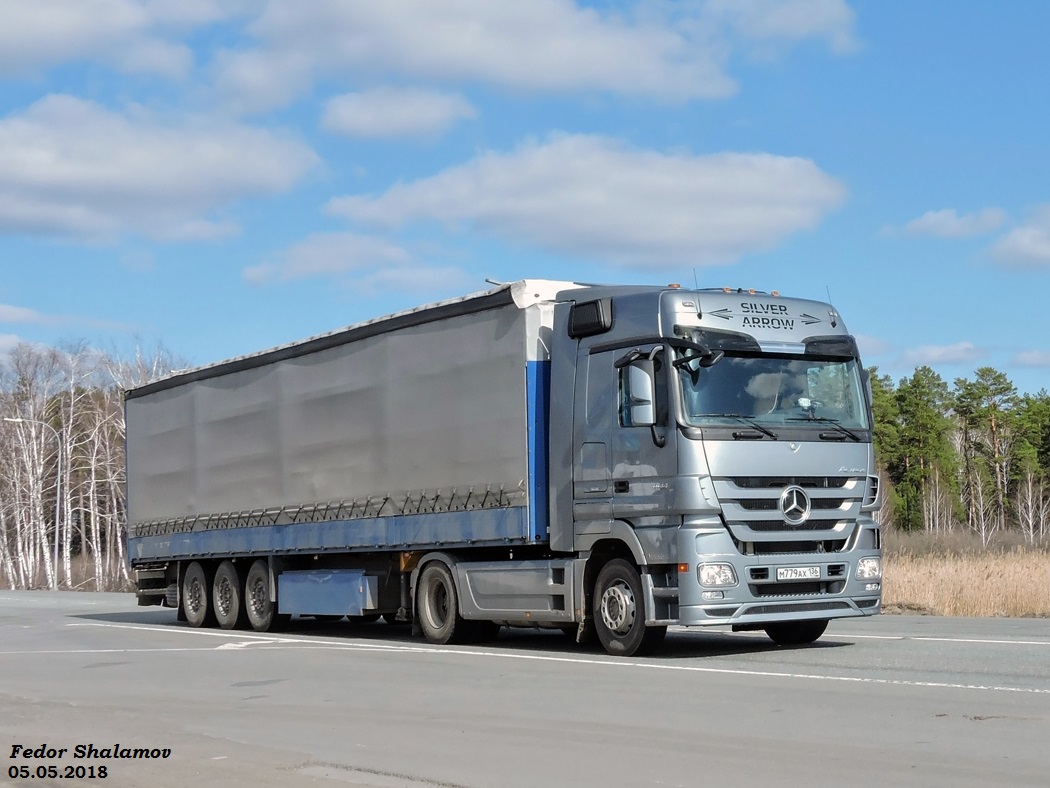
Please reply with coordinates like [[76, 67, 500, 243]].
[[677, 352, 870, 431]]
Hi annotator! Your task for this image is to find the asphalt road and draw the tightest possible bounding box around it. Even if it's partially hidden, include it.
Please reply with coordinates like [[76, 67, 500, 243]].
[[1, 591, 1047, 788]]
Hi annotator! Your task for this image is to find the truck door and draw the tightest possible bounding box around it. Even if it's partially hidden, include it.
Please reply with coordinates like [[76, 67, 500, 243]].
[[571, 345, 677, 542]]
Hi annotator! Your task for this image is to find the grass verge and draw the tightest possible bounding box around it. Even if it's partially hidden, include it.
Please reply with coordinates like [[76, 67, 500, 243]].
[[882, 529, 1050, 617]]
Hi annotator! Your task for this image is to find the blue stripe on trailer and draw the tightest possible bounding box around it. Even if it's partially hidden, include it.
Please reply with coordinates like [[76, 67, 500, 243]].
[[128, 506, 529, 563], [526, 360, 551, 542]]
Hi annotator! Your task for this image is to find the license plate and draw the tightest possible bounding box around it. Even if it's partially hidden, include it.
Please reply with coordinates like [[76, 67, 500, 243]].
[[776, 566, 820, 581]]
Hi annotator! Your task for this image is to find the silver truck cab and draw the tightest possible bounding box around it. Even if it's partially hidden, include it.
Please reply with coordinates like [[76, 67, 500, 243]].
[[549, 284, 881, 653]]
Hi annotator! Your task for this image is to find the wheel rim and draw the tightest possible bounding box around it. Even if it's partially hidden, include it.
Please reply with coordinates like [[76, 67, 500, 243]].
[[425, 580, 449, 629], [600, 580, 636, 634], [186, 578, 203, 616], [215, 576, 232, 617], [247, 577, 267, 619]]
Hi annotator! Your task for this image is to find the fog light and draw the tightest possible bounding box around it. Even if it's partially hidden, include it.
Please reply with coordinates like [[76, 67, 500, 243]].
[[865, 583, 880, 592], [856, 557, 882, 580], [698, 563, 737, 587], [701, 590, 725, 601]]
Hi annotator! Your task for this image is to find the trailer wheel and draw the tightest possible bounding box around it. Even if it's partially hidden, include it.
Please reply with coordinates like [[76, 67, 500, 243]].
[[182, 562, 214, 628], [212, 561, 247, 630], [593, 559, 666, 657], [764, 619, 829, 646], [417, 562, 467, 645], [244, 559, 289, 632]]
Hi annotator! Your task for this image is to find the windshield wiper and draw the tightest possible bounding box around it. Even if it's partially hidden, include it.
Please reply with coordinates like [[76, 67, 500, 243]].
[[786, 416, 861, 442], [707, 414, 778, 440]]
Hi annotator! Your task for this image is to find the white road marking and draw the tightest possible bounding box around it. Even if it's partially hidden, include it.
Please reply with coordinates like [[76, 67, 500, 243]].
[[832, 632, 1050, 647], [10, 620, 1039, 697]]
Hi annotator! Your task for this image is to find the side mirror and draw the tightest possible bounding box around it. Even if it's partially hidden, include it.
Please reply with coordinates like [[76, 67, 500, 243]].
[[627, 360, 656, 427], [699, 350, 724, 368]]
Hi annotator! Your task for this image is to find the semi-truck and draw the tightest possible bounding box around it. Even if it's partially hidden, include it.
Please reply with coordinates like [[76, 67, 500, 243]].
[[126, 279, 882, 656]]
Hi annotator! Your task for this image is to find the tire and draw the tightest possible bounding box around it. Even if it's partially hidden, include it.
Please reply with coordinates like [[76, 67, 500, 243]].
[[592, 559, 667, 657], [416, 562, 467, 645], [181, 562, 214, 628], [244, 559, 289, 632], [212, 560, 247, 630], [764, 619, 829, 646]]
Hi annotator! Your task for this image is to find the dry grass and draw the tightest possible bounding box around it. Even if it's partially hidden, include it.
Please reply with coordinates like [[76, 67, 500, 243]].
[[882, 529, 1050, 617]]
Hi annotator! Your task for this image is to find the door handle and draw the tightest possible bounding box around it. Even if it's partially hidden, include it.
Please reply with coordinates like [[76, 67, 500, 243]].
[[613, 480, 630, 494]]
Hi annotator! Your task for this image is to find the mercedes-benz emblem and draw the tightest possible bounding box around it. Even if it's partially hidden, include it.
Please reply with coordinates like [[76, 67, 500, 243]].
[[779, 485, 811, 526]]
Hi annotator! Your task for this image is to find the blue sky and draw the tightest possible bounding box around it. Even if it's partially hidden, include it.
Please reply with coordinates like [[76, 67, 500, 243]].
[[2, 1, 1049, 395]]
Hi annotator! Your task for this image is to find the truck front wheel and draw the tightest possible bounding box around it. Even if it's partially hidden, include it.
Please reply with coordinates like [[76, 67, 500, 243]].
[[181, 562, 214, 628], [417, 562, 466, 645], [593, 559, 666, 657], [764, 619, 828, 646]]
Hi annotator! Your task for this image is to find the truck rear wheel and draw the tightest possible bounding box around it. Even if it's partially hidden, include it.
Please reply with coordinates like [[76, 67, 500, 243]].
[[764, 619, 829, 646], [593, 559, 666, 657], [212, 560, 247, 630], [181, 561, 214, 628], [417, 562, 467, 645], [244, 559, 288, 632]]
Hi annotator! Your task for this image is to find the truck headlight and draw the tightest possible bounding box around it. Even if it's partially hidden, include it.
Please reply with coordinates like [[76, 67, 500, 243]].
[[698, 563, 738, 587], [856, 557, 882, 580]]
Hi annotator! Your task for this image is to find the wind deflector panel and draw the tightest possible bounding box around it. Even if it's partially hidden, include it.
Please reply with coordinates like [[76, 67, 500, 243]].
[[568, 298, 613, 339], [803, 335, 860, 358], [675, 325, 761, 353]]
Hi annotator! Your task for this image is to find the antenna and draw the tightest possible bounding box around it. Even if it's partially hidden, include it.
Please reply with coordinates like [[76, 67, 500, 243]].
[[692, 268, 699, 289], [825, 285, 833, 303]]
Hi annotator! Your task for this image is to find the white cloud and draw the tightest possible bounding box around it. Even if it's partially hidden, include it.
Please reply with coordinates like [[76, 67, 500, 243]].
[[216, 0, 854, 113], [243, 232, 414, 284], [0, 0, 242, 79], [903, 207, 1006, 238], [901, 342, 984, 366], [705, 0, 859, 55], [854, 334, 891, 358], [326, 134, 845, 268], [1013, 350, 1050, 367], [0, 305, 51, 324], [321, 88, 477, 138], [244, 232, 473, 295], [990, 205, 1050, 268], [0, 94, 318, 241], [212, 0, 726, 112]]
